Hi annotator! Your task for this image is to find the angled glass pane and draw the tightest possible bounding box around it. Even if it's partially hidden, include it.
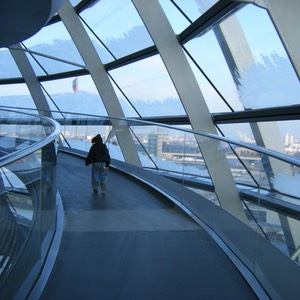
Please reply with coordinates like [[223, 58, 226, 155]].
[[24, 51, 47, 76], [80, 0, 154, 59], [173, 0, 218, 21], [43, 91, 64, 119], [184, 4, 300, 112], [22, 21, 84, 71], [235, 5, 300, 109], [81, 22, 115, 64], [219, 120, 300, 158], [182, 131, 210, 178], [129, 127, 155, 168], [161, 124, 210, 179], [132, 125, 185, 173], [159, 0, 218, 34], [0, 83, 35, 109], [60, 119, 125, 162], [185, 29, 243, 112], [0, 48, 22, 79], [41, 76, 107, 116], [70, 0, 81, 6], [110, 80, 139, 118], [158, 0, 190, 34], [186, 54, 232, 113], [109, 55, 186, 117], [224, 143, 259, 187], [106, 140, 125, 162], [218, 123, 255, 143], [25, 51, 84, 76]]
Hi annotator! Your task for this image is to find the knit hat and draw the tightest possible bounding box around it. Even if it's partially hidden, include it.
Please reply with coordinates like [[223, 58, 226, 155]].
[[92, 134, 102, 144]]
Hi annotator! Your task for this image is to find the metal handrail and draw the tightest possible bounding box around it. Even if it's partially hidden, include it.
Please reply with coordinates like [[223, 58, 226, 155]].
[[0, 105, 300, 168], [0, 108, 61, 168]]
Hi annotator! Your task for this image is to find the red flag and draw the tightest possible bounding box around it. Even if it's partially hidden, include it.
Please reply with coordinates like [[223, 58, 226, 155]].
[[72, 77, 78, 93]]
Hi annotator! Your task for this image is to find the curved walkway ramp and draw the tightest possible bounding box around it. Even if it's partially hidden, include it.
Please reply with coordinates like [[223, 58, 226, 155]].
[[40, 153, 257, 300]]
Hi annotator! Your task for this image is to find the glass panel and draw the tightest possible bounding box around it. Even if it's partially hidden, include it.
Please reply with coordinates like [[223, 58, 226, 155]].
[[158, 0, 190, 34], [0, 83, 36, 109], [24, 51, 47, 76], [186, 54, 232, 113], [80, 0, 154, 59], [226, 143, 262, 187], [244, 199, 300, 259], [0, 110, 58, 296], [0, 48, 22, 79], [185, 29, 243, 112], [159, 0, 218, 34], [110, 80, 139, 117], [173, 0, 218, 21], [109, 55, 186, 117], [41, 76, 107, 116], [70, 0, 81, 6], [130, 124, 212, 178], [106, 138, 125, 162], [129, 127, 155, 168], [181, 131, 210, 178], [26, 51, 83, 75], [235, 5, 300, 109], [80, 22, 115, 64], [59, 118, 125, 161], [184, 4, 300, 112], [22, 21, 84, 72], [218, 123, 254, 143], [219, 120, 300, 158]]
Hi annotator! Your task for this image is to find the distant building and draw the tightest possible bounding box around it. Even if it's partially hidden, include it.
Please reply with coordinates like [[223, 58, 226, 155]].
[[148, 132, 168, 157]]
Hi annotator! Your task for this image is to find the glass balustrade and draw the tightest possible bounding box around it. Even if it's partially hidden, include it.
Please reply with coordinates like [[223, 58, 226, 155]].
[[1, 107, 300, 297], [0, 109, 60, 298], [56, 112, 300, 291]]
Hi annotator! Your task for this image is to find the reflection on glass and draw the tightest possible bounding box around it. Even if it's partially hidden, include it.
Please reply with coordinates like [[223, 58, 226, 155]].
[[159, 0, 218, 34], [219, 120, 300, 159], [158, 0, 190, 34], [81, 22, 115, 64], [110, 80, 139, 118], [23, 21, 84, 73], [0, 108, 59, 288], [244, 201, 289, 253], [129, 125, 211, 177], [130, 129, 155, 168], [185, 4, 300, 112], [0, 49, 22, 79], [41, 76, 107, 116], [109, 55, 185, 117], [28, 52, 83, 75], [80, 0, 153, 59], [185, 29, 242, 111], [235, 5, 300, 109], [186, 54, 232, 113], [0, 83, 36, 109], [173, 0, 218, 21]]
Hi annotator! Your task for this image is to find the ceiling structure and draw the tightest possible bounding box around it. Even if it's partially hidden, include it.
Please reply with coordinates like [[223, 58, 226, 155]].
[[1, 0, 300, 221]]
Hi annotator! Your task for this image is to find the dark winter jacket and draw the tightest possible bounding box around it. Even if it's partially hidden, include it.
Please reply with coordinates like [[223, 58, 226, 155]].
[[85, 134, 110, 167]]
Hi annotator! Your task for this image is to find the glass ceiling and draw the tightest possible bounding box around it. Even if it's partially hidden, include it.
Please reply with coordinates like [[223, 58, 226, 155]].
[[0, 0, 299, 158]]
